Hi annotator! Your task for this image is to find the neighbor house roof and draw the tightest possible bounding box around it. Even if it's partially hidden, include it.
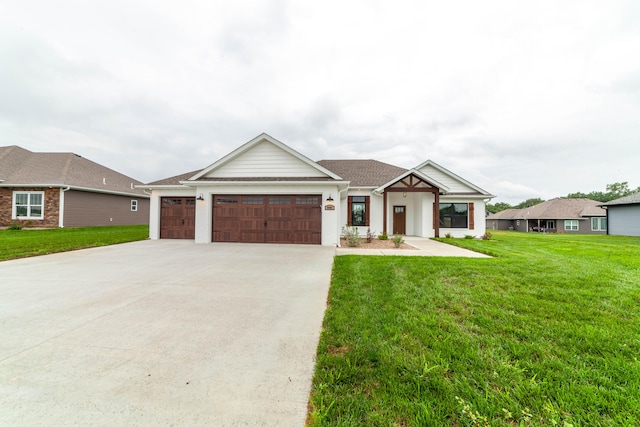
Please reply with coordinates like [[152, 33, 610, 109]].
[[316, 159, 408, 187], [601, 192, 640, 206], [0, 145, 148, 197], [487, 198, 606, 220]]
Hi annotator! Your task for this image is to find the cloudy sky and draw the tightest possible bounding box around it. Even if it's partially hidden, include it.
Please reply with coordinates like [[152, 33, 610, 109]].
[[1, 0, 639, 204]]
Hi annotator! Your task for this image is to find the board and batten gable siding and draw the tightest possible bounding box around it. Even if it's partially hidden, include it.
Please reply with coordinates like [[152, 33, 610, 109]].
[[204, 141, 328, 178], [418, 164, 477, 193], [63, 190, 150, 227], [608, 205, 640, 236]]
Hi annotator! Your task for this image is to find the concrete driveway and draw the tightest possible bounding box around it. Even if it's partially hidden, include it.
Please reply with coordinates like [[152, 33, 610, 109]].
[[0, 240, 335, 426]]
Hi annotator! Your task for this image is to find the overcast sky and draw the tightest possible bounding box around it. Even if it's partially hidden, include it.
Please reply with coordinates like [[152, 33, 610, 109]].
[[1, 1, 639, 204]]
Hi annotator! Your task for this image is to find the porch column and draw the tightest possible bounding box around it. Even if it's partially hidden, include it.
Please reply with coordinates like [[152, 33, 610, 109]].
[[383, 191, 387, 234], [434, 191, 440, 238]]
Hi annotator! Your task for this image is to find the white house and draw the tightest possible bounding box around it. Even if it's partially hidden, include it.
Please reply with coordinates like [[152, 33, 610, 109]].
[[140, 133, 494, 245]]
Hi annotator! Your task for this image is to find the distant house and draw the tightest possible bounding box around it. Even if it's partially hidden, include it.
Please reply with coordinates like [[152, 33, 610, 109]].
[[486, 198, 607, 234], [601, 192, 640, 236], [0, 146, 150, 228]]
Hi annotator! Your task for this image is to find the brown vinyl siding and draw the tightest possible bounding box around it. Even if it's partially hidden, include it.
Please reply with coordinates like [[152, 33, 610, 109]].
[[63, 190, 149, 227]]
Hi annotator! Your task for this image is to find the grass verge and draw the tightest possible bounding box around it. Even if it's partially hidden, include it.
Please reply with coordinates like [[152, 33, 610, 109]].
[[308, 231, 640, 426], [0, 225, 149, 261]]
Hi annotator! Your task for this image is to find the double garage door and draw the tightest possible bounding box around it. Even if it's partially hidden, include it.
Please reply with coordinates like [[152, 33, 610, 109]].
[[160, 195, 322, 244], [213, 194, 321, 244]]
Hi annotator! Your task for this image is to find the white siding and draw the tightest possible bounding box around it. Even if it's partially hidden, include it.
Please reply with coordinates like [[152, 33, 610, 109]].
[[205, 141, 327, 178], [608, 205, 640, 236], [419, 164, 477, 193]]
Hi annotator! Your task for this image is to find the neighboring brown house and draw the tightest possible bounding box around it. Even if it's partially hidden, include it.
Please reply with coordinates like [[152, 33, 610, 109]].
[[486, 198, 607, 234], [0, 146, 149, 228]]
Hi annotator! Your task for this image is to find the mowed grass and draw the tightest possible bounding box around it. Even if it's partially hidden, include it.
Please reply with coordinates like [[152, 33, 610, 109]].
[[0, 225, 149, 261], [308, 231, 640, 426]]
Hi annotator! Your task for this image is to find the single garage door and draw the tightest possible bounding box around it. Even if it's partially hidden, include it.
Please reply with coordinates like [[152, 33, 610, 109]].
[[213, 195, 321, 244], [160, 197, 196, 239]]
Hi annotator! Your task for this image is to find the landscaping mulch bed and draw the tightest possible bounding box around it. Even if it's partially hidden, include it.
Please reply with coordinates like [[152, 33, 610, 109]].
[[339, 238, 417, 250]]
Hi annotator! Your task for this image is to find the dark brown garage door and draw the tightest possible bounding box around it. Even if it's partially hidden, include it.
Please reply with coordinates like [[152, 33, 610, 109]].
[[213, 195, 321, 244], [160, 197, 196, 239]]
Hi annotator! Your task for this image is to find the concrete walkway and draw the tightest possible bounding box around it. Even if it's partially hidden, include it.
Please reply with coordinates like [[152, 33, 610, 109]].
[[0, 240, 335, 426], [335, 236, 491, 257]]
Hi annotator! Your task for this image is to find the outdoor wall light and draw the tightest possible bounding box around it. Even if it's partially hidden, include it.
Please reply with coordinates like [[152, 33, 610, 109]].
[[403, 192, 407, 198], [325, 195, 335, 210], [197, 193, 204, 201]]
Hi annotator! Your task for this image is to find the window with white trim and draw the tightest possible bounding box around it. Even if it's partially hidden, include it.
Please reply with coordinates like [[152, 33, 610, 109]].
[[564, 220, 579, 231], [131, 200, 138, 212], [13, 191, 44, 219], [591, 217, 607, 231]]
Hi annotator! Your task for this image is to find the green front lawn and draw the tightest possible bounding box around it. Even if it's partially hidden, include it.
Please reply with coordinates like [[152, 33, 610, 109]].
[[0, 225, 149, 261], [308, 231, 640, 426]]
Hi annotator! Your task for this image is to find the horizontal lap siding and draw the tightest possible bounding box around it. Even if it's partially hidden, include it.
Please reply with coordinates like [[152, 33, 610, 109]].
[[64, 190, 150, 227], [608, 205, 640, 236]]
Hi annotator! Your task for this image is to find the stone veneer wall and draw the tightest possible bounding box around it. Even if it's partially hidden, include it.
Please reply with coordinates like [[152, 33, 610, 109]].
[[0, 187, 60, 227]]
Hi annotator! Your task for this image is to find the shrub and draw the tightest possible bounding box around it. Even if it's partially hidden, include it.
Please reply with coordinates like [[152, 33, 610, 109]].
[[392, 234, 404, 248], [7, 221, 23, 230], [444, 232, 453, 239], [366, 228, 374, 243], [378, 231, 388, 240], [481, 231, 492, 240], [342, 226, 361, 247], [7, 220, 31, 230], [465, 235, 475, 239]]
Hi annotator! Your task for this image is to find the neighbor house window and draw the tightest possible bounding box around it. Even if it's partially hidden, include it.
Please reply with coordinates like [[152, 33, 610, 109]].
[[13, 191, 44, 219], [439, 203, 469, 228], [564, 220, 579, 231], [348, 196, 369, 226], [131, 200, 138, 212], [591, 217, 607, 231]]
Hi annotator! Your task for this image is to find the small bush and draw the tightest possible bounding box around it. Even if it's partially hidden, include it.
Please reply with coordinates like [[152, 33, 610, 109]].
[[444, 232, 453, 239], [342, 226, 361, 247], [366, 228, 374, 243], [7, 220, 31, 230], [378, 231, 389, 240], [481, 231, 492, 240], [392, 234, 404, 248], [7, 221, 23, 230], [465, 235, 475, 239]]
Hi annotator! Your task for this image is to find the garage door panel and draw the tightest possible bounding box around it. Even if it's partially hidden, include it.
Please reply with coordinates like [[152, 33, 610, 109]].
[[213, 194, 321, 244], [160, 197, 196, 239]]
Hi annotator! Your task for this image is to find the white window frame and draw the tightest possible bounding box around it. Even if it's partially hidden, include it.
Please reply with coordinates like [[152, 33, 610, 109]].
[[564, 220, 579, 231], [12, 191, 45, 220], [131, 199, 138, 212], [591, 217, 607, 231]]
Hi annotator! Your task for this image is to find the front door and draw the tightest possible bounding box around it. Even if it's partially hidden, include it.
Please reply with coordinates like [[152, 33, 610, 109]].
[[393, 205, 406, 235]]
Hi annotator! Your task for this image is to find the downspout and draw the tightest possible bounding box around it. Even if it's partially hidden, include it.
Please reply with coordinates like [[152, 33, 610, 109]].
[[59, 186, 71, 228]]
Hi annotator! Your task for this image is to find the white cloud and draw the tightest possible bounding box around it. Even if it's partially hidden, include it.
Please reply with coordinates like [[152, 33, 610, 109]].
[[0, 0, 639, 205]]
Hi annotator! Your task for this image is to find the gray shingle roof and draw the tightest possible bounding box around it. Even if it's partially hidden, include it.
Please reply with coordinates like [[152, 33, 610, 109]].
[[602, 192, 640, 206], [316, 159, 408, 187], [486, 198, 606, 220], [0, 145, 148, 197], [146, 170, 202, 186]]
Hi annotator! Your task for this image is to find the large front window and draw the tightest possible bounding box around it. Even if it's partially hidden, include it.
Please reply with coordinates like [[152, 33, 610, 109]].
[[349, 196, 369, 226], [13, 191, 44, 219], [439, 203, 468, 228]]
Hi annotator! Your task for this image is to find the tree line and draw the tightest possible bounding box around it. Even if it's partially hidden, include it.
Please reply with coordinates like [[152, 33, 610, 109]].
[[486, 182, 640, 214]]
